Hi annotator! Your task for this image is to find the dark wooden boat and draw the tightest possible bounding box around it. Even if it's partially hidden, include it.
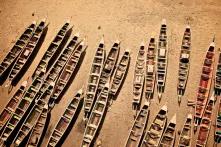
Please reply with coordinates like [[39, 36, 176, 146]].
[[196, 95, 215, 147], [0, 22, 36, 81], [97, 40, 120, 92], [81, 83, 109, 147], [7, 19, 47, 85], [133, 43, 145, 108], [177, 26, 191, 101], [145, 37, 156, 100], [26, 104, 48, 147], [0, 80, 28, 131], [194, 41, 215, 131], [32, 21, 72, 80], [159, 114, 176, 147], [84, 38, 105, 119], [215, 52, 221, 96], [157, 19, 168, 99], [125, 102, 150, 147], [140, 105, 168, 147], [177, 114, 192, 147], [109, 50, 130, 97], [215, 97, 221, 143], [47, 89, 83, 147]]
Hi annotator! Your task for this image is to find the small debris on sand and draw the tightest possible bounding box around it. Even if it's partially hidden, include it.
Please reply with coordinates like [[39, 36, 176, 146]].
[[32, 12, 35, 16], [98, 26, 101, 30]]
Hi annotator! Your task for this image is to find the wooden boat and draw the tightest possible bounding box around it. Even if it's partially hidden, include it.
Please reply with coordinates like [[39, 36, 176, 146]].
[[109, 50, 130, 97], [157, 19, 168, 99], [81, 82, 109, 147], [125, 102, 150, 147], [196, 95, 215, 147], [97, 40, 120, 92], [8, 19, 47, 85], [0, 80, 28, 131], [47, 89, 83, 147], [215, 52, 221, 96], [0, 22, 36, 81], [83, 38, 105, 119], [215, 97, 221, 143], [177, 26, 191, 101], [194, 41, 215, 130], [26, 104, 48, 147], [32, 21, 72, 80], [145, 37, 156, 100], [159, 114, 176, 147], [177, 114, 193, 147], [140, 104, 168, 147], [133, 43, 145, 108]]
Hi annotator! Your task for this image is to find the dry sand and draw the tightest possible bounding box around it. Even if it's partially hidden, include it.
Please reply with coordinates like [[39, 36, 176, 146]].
[[0, 0, 221, 146]]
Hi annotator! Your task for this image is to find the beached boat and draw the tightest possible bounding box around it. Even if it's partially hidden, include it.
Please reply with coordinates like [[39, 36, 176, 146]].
[[145, 37, 156, 100], [140, 104, 168, 147], [97, 40, 120, 92], [196, 95, 215, 146], [177, 114, 193, 147], [47, 89, 83, 147], [215, 98, 221, 143], [159, 114, 176, 147], [157, 19, 168, 99], [32, 21, 72, 80], [215, 52, 221, 96], [83, 38, 105, 119], [109, 50, 130, 97], [177, 26, 191, 101], [133, 43, 145, 108], [0, 22, 36, 81], [26, 104, 48, 147], [194, 41, 215, 130], [125, 102, 150, 147], [81, 83, 109, 147], [8, 19, 47, 85], [0, 80, 28, 131]]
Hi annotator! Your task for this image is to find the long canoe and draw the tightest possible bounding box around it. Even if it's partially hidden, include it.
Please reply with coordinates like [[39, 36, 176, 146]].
[[215, 52, 221, 96], [215, 97, 221, 143]]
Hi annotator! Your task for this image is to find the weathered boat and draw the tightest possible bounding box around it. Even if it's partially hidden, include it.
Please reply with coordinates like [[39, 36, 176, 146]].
[[97, 40, 120, 92], [215, 97, 221, 143], [140, 104, 168, 147], [8, 19, 47, 85], [0, 22, 36, 81], [194, 41, 215, 130], [125, 102, 150, 147], [81, 82, 109, 147], [109, 50, 130, 97], [177, 26, 191, 101], [145, 37, 156, 100], [196, 95, 215, 147], [133, 43, 145, 109], [0, 80, 28, 131], [159, 114, 176, 147], [215, 52, 221, 96], [32, 21, 72, 80], [47, 89, 83, 147], [83, 38, 105, 119], [157, 19, 168, 99], [177, 114, 193, 147]]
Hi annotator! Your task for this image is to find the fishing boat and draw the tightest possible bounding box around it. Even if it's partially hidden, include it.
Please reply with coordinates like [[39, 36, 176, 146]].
[[26, 104, 48, 147], [145, 37, 156, 100], [8, 19, 47, 85], [194, 41, 215, 130], [81, 82, 109, 147], [177, 26, 191, 101], [215, 98, 221, 143], [159, 114, 176, 147], [133, 43, 145, 108], [140, 104, 168, 147], [177, 114, 193, 147], [0, 22, 36, 81], [32, 21, 72, 80], [47, 89, 83, 147], [97, 40, 120, 92], [125, 102, 150, 147], [109, 50, 130, 97], [83, 38, 105, 119], [215, 52, 221, 96], [196, 95, 215, 147], [0, 80, 28, 132], [157, 19, 168, 99]]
